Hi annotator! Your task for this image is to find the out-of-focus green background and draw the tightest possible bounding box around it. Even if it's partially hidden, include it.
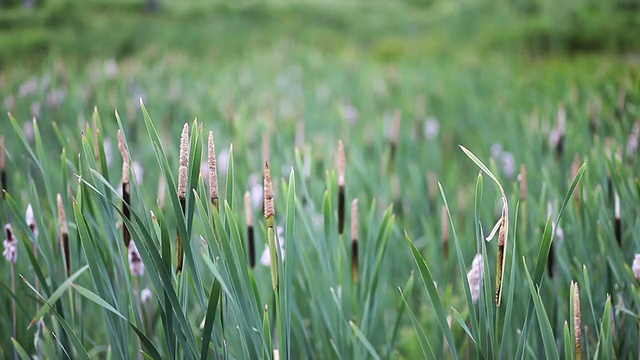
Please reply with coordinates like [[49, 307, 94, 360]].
[[1, 0, 639, 66]]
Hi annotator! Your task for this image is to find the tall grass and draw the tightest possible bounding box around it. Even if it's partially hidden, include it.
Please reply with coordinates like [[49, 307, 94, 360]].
[[1, 49, 639, 358]]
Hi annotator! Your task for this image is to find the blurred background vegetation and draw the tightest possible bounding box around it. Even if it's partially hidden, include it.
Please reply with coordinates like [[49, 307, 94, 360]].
[[1, 0, 640, 68]]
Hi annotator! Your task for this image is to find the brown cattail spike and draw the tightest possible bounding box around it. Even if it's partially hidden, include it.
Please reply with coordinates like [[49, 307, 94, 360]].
[[519, 164, 527, 201], [337, 140, 346, 234], [1, 135, 6, 198], [118, 130, 131, 247], [57, 194, 70, 276], [245, 191, 255, 268], [573, 281, 582, 360], [441, 205, 449, 259], [351, 198, 359, 283], [208, 131, 219, 210], [614, 191, 621, 246], [264, 161, 275, 228]]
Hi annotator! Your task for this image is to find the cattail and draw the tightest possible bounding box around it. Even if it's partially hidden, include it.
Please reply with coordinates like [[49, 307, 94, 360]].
[[626, 122, 639, 163], [337, 140, 346, 234], [176, 123, 189, 273], [118, 130, 131, 247], [547, 201, 555, 277], [128, 241, 145, 277], [93, 108, 101, 165], [157, 176, 166, 209], [551, 104, 566, 159], [351, 198, 359, 283], [572, 281, 582, 360], [208, 131, 219, 210], [461, 145, 509, 306], [1, 135, 6, 198], [26, 204, 38, 239], [441, 204, 449, 259], [614, 191, 621, 246], [57, 194, 70, 277], [264, 161, 278, 291], [3, 224, 17, 263], [389, 110, 401, 170], [466, 253, 484, 303], [245, 191, 255, 268], [264, 161, 275, 228], [632, 254, 640, 281], [571, 154, 581, 205], [519, 164, 527, 201], [427, 170, 437, 210]]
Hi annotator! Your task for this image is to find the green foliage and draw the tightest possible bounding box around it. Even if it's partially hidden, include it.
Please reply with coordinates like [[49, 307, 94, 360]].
[[1, 15, 640, 357]]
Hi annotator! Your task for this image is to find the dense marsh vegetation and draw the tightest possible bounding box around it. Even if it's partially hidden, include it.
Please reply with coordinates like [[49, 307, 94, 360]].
[[1, 0, 640, 359]]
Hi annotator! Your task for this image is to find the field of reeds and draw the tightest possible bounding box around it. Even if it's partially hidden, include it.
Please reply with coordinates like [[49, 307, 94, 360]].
[[1, 8, 640, 358]]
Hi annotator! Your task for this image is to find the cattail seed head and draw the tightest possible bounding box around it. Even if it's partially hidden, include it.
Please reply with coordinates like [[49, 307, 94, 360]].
[[208, 131, 219, 207], [626, 122, 639, 163], [441, 205, 449, 259], [632, 254, 640, 281], [391, 109, 401, 147], [467, 253, 484, 303], [572, 281, 582, 359], [179, 123, 190, 167], [25, 204, 38, 239], [178, 123, 190, 199], [351, 198, 359, 242], [244, 191, 254, 227], [519, 164, 527, 201], [427, 171, 437, 201], [57, 194, 68, 236], [614, 191, 621, 246], [117, 130, 130, 184], [128, 242, 145, 277], [571, 154, 581, 203], [337, 140, 346, 187], [3, 223, 17, 263], [264, 161, 275, 227]]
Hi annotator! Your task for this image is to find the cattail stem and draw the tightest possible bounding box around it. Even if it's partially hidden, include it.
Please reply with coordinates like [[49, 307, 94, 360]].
[[245, 192, 255, 268], [11, 261, 16, 360], [1, 135, 6, 198]]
